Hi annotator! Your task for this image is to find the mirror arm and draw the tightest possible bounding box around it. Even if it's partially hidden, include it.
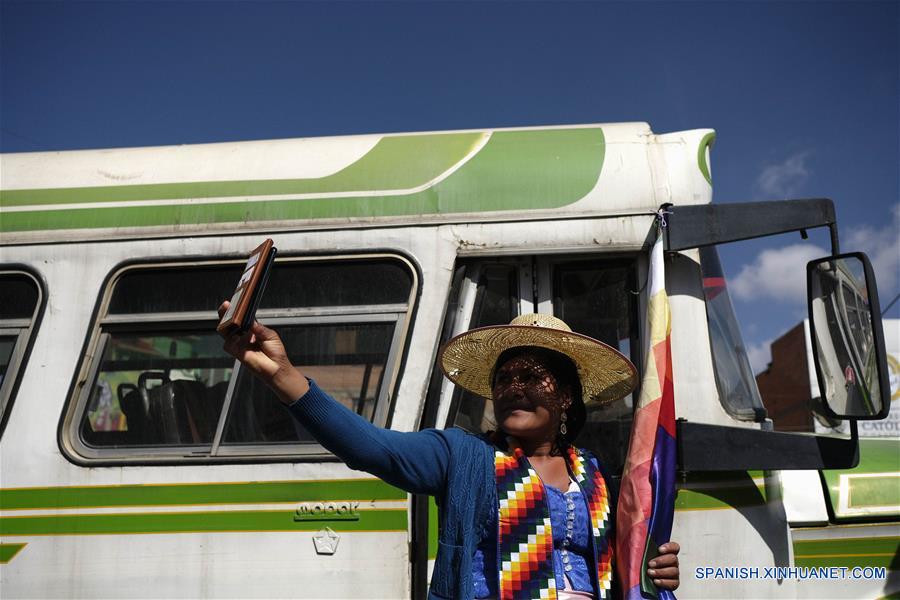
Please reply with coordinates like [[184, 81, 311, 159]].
[[828, 222, 840, 255], [677, 419, 859, 471], [662, 198, 837, 252]]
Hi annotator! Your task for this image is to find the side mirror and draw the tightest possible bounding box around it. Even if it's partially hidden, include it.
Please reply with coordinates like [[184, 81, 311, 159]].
[[807, 252, 890, 420]]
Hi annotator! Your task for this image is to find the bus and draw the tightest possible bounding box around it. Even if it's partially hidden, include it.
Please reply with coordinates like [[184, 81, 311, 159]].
[[1, 122, 895, 598]]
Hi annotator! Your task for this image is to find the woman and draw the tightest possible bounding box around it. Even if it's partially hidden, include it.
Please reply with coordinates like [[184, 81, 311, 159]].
[[219, 305, 680, 599]]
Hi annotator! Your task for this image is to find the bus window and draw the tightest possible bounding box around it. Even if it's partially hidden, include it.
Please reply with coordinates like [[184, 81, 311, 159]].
[[0, 270, 44, 437], [80, 330, 233, 447], [0, 337, 16, 386], [66, 255, 416, 462], [220, 320, 396, 448], [698, 246, 767, 422]]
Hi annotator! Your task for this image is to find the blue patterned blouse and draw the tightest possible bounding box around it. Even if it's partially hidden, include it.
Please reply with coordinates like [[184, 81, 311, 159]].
[[472, 480, 594, 597]]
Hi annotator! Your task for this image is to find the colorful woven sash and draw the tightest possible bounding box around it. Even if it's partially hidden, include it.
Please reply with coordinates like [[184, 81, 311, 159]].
[[495, 444, 614, 600]]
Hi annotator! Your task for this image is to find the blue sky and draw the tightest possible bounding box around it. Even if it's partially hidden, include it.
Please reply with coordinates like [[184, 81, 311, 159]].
[[2, 0, 898, 372]]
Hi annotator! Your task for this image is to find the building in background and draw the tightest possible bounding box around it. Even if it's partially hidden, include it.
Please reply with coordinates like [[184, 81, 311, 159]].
[[756, 319, 899, 436]]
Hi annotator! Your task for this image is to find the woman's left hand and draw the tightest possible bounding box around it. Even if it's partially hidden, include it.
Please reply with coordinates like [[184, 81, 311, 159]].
[[647, 541, 680, 591]]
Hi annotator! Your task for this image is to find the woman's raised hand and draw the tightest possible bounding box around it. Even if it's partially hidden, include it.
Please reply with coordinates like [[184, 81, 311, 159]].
[[217, 301, 309, 404]]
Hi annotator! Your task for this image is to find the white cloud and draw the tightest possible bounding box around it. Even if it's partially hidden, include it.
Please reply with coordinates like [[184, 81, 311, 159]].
[[746, 338, 774, 375], [730, 243, 828, 303], [845, 203, 900, 304], [756, 151, 810, 197]]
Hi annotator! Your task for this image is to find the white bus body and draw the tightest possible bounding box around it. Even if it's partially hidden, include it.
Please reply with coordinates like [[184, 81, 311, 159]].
[[1, 122, 895, 599]]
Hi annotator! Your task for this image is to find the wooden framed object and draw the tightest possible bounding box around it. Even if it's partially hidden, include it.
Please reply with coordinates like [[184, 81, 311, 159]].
[[217, 239, 277, 336]]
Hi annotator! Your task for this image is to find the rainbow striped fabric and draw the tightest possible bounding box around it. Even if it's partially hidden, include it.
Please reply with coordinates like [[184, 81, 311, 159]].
[[496, 445, 613, 599], [615, 225, 677, 600], [568, 447, 614, 596]]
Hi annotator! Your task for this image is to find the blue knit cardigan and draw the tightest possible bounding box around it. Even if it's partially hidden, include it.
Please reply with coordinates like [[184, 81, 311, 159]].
[[288, 379, 615, 599]]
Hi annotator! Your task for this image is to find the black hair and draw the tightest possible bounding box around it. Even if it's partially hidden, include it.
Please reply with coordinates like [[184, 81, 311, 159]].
[[491, 346, 586, 445]]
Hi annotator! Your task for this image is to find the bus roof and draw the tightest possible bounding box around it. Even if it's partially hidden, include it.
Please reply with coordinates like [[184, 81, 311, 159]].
[[0, 122, 714, 243]]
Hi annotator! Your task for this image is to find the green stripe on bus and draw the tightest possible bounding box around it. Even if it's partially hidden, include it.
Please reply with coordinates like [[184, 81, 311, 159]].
[[794, 536, 899, 557], [680, 470, 764, 484], [0, 509, 406, 536], [428, 496, 438, 560], [794, 554, 896, 570], [851, 476, 900, 508], [0, 133, 483, 207], [0, 479, 405, 511], [854, 439, 900, 473], [793, 535, 899, 571], [823, 439, 900, 519], [675, 471, 767, 510], [675, 486, 766, 511], [696, 132, 715, 185], [0, 128, 605, 233], [0, 543, 26, 563]]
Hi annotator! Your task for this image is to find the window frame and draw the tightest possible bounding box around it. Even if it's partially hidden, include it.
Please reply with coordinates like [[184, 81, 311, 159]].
[[0, 266, 47, 439], [60, 252, 419, 465], [442, 259, 523, 433]]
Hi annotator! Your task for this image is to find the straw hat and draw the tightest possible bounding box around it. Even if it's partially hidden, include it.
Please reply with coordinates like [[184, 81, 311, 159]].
[[439, 313, 637, 407]]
